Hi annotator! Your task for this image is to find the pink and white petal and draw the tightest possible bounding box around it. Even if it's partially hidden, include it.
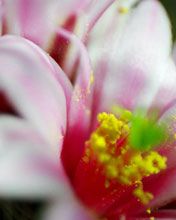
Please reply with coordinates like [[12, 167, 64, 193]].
[[84, 0, 140, 35], [0, 35, 67, 150], [48, 57, 73, 111], [43, 197, 95, 220], [81, 0, 116, 37], [60, 29, 93, 178], [0, 116, 67, 199], [88, 0, 131, 67], [88, 0, 141, 65], [0, 0, 2, 35], [156, 97, 176, 169], [2, 0, 96, 49], [140, 58, 176, 114], [2, 0, 62, 47], [2, 0, 89, 47], [87, 1, 134, 127], [94, 0, 173, 113]]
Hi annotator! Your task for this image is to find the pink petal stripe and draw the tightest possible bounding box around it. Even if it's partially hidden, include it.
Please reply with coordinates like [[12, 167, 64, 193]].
[[48, 57, 73, 113], [81, 0, 116, 40], [60, 29, 93, 179], [91, 0, 173, 115], [2, 0, 60, 47], [87, 1, 131, 129]]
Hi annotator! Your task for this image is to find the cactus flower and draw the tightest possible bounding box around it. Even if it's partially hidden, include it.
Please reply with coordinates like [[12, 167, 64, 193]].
[[0, 0, 176, 220]]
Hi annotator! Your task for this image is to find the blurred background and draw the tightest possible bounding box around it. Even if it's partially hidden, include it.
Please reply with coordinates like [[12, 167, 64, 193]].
[[161, 0, 176, 40]]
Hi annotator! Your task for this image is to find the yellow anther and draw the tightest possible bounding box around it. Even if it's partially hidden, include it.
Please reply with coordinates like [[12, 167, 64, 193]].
[[146, 208, 151, 214], [90, 133, 106, 151], [122, 124, 130, 133], [83, 110, 167, 206], [121, 146, 129, 155], [174, 134, 176, 139], [106, 164, 119, 179], [133, 184, 154, 205], [99, 153, 111, 163], [90, 72, 94, 85], [129, 151, 167, 178], [118, 7, 129, 14], [112, 106, 132, 122], [121, 110, 132, 122], [98, 112, 123, 143], [120, 165, 141, 185], [143, 152, 167, 175]]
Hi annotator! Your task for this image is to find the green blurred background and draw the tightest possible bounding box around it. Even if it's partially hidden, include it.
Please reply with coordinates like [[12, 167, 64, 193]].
[[160, 0, 176, 40]]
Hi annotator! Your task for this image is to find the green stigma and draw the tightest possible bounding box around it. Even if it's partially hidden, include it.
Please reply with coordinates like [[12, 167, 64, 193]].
[[129, 113, 166, 151]]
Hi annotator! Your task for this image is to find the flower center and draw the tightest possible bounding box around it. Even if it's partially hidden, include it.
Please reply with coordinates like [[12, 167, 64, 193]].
[[83, 107, 167, 205]]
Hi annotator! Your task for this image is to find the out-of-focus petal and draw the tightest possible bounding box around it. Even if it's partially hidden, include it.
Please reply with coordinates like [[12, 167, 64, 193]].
[[47, 57, 73, 113], [88, 1, 130, 67], [47, 1, 117, 69], [0, 35, 68, 150], [0, 116, 67, 199], [0, 0, 2, 35], [81, 0, 116, 36], [2, 0, 89, 48], [60, 29, 93, 179], [145, 59, 176, 115], [3, 0, 111, 48], [2, 0, 60, 47], [157, 100, 176, 168], [90, 0, 173, 115], [43, 197, 95, 220]]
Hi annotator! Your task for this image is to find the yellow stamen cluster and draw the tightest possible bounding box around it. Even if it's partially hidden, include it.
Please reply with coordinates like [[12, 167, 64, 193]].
[[118, 7, 129, 14], [84, 111, 167, 205]]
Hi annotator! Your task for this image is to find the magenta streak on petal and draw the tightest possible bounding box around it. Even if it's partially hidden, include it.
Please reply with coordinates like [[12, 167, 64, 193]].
[[17, 0, 45, 46], [116, 65, 147, 110], [83, 0, 116, 40], [0, 36, 67, 149], [0, 92, 19, 115], [25, 39, 72, 114], [59, 28, 93, 180], [89, 60, 108, 131], [106, 166, 176, 218], [48, 14, 77, 71]]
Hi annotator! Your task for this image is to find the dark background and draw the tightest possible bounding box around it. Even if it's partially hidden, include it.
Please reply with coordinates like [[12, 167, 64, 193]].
[[160, 0, 176, 40]]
